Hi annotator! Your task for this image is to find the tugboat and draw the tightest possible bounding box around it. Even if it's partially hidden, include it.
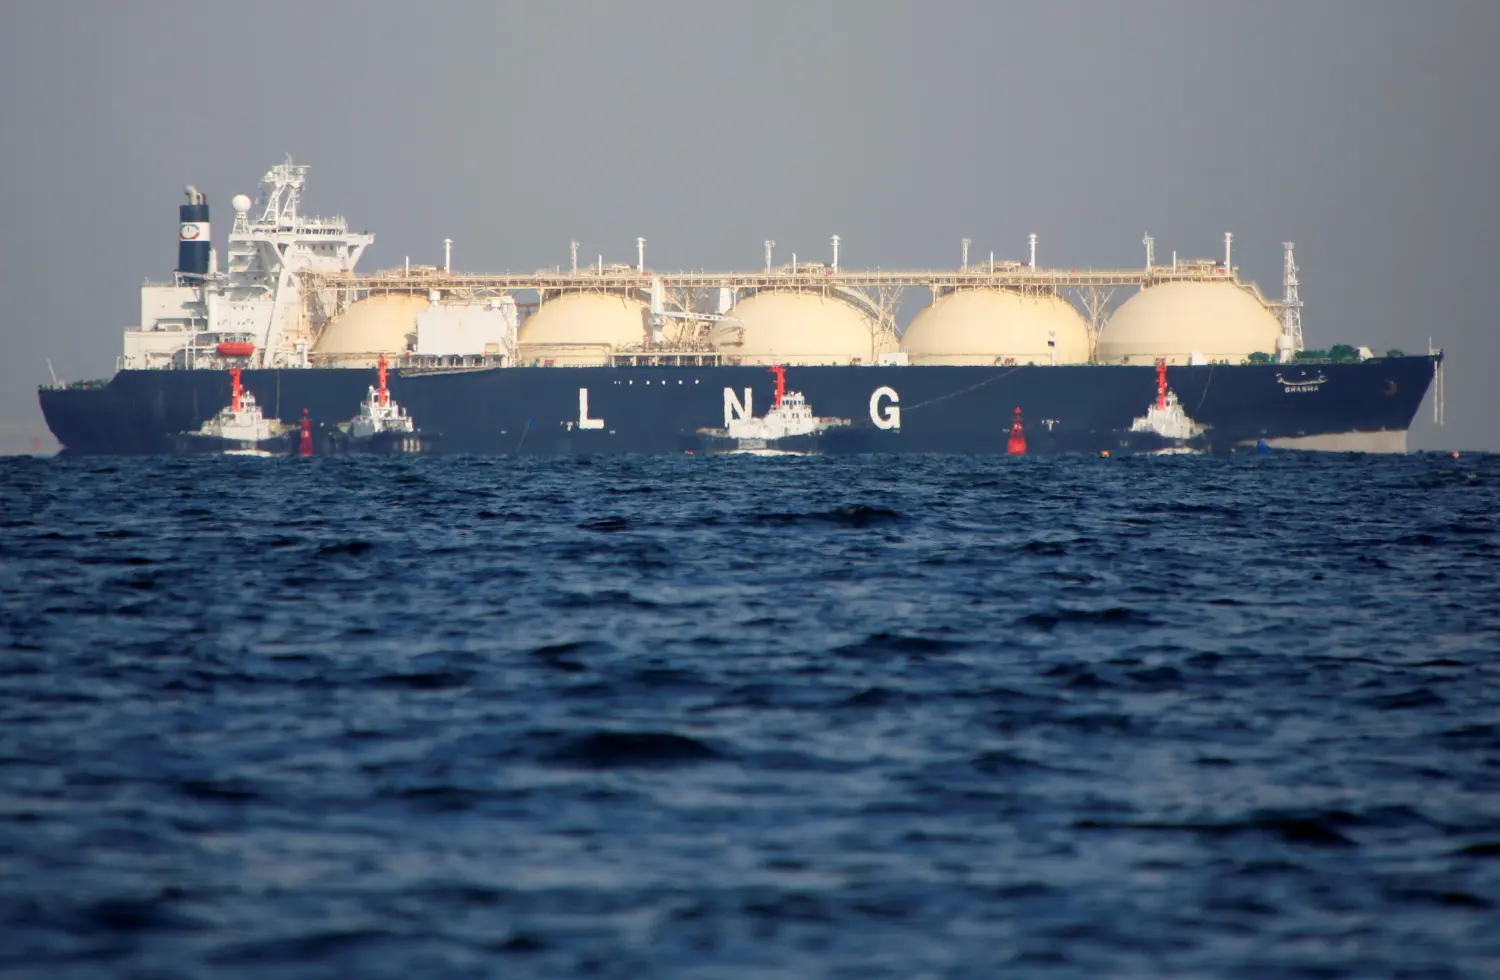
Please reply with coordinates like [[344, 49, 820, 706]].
[[172, 367, 290, 455], [329, 355, 437, 454], [687, 365, 850, 455], [1125, 360, 1209, 454]]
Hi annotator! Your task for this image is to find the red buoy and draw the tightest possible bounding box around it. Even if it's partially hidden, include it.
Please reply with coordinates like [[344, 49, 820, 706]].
[[229, 367, 243, 413], [377, 353, 390, 408], [1155, 357, 1168, 410], [1007, 406, 1026, 455], [216, 341, 255, 358], [299, 409, 314, 457]]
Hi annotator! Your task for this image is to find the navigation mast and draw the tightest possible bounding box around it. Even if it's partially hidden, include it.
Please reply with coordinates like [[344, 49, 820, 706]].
[[1279, 241, 1304, 361]]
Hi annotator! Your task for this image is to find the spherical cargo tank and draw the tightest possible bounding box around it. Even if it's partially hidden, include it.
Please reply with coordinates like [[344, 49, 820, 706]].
[[516, 293, 650, 366], [711, 290, 892, 366], [311, 293, 428, 367], [900, 289, 1091, 365], [1098, 281, 1281, 365]]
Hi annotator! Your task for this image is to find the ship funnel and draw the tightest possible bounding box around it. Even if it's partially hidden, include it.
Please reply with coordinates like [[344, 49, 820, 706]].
[[177, 186, 210, 277]]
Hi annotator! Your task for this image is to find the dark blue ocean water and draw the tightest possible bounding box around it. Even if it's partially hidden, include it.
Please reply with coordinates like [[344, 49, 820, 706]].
[[2, 453, 1498, 978]]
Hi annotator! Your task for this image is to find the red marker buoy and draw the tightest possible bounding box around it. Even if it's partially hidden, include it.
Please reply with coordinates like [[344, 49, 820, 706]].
[[299, 409, 314, 457], [1007, 406, 1026, 455]]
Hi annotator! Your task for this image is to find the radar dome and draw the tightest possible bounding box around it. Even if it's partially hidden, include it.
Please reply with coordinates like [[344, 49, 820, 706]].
[[517, 293, 649, 366], [712, 290, 891, 365], [312, 293, 427, 366], [901, 289, 1091, 365], [1099, 282, 1281, 365], [231, 193, 253, 213]]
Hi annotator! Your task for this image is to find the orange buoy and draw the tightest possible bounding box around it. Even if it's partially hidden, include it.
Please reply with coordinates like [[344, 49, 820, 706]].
[[1007, 407, 1026, 455]]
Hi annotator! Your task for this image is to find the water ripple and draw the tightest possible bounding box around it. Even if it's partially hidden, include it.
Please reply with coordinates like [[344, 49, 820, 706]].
[[2, 451, 1498, 976]]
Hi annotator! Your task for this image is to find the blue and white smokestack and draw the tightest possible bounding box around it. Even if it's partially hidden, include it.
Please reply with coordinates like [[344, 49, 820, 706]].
[[177, 185, 210, 277]]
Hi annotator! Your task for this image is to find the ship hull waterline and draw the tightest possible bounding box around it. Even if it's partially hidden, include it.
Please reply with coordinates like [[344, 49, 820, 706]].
[[39, 357, 1439, 457]]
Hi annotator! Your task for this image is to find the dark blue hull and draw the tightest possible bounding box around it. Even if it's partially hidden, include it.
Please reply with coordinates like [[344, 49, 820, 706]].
[[39, 358, 1438, 456]]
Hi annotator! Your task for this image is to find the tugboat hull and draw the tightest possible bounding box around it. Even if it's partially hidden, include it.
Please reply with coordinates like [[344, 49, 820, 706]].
[[327, 429, 440, 455], [171, 431, 293, 456], [683, 429, 831, 456], [1116, 430, 1211, 456]]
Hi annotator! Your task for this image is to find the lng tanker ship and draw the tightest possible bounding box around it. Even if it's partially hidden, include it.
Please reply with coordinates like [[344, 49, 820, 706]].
[[38, 158, 1441, 456]]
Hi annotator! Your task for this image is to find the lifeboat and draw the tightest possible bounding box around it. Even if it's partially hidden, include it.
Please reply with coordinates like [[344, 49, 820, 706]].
[[216, 341, 255, 358]]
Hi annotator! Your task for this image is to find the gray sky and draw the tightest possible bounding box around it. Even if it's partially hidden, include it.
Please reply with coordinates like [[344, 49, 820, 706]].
[[2, 0, 1495, 452]]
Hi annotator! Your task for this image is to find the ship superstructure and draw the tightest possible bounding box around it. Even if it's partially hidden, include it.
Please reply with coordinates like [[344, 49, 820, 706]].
[[124, 158, 372, 372]]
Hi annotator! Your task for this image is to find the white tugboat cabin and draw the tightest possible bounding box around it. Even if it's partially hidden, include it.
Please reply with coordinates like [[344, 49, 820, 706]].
[[726, 390, 826, 442]]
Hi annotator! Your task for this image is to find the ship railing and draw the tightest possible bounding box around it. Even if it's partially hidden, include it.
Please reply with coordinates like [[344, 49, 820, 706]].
[[397, 353, 509, 374], [613, 342, 720, 353], [246, 215, 349, 232], [306, 265, 1258, 294], [610, 349, 725, 368]]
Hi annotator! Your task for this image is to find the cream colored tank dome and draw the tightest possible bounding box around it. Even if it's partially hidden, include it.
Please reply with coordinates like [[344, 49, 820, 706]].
[[900, 289, 1091, 365], [1099, 282, 1281, 365], [312, 293, 427, 367], [712, 290, 892, 366], [517, 293, 649, 366]]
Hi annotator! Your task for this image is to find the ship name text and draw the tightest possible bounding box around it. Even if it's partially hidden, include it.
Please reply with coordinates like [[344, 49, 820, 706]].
[[1276, 373, 1327, 394]]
